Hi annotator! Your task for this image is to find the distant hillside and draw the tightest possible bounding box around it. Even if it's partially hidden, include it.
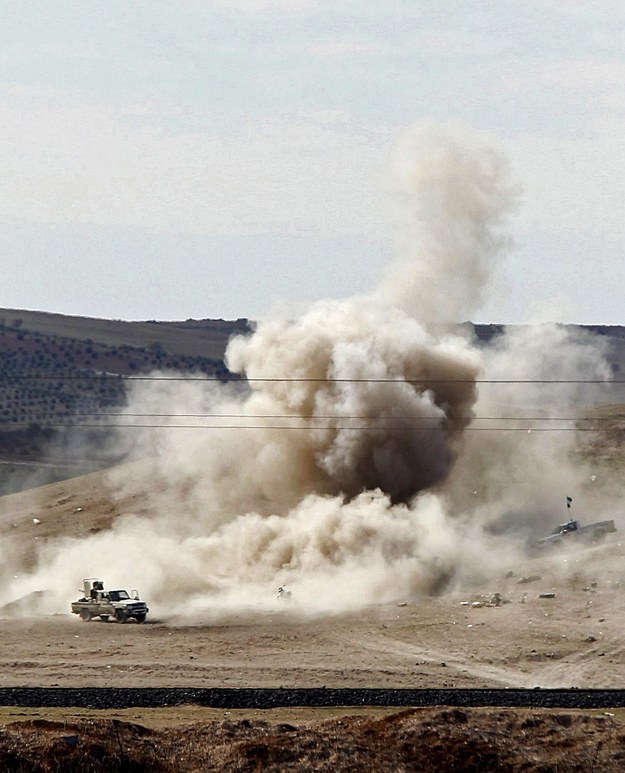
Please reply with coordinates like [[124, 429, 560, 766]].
[[0, 308, 250, 360], [0, 309, 251, 495], [0, 310, 251, 429], [0, 309, 622, 496], [471, 323, 625, 376]]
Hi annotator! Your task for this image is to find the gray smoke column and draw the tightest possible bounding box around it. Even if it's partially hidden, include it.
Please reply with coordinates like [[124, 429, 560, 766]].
[[379, 120, 519, 323]]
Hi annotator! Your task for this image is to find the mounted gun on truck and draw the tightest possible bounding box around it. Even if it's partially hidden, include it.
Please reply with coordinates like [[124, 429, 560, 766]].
[[71, 578, 149, 623]]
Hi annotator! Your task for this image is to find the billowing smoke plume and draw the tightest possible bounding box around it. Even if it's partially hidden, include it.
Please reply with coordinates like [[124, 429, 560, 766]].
[[379, 121, 519, 323], [225, 303, 480, 505], [0, 122, 618, 617]]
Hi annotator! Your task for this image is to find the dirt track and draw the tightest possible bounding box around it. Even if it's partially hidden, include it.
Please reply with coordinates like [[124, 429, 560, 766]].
[[2, 536, 625, 692]]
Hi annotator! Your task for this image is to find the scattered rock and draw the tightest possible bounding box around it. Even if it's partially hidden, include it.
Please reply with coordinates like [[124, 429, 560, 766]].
[[538, 593, 556, 599], [518, 576, 541, 585], [488, 593, 511, 607]]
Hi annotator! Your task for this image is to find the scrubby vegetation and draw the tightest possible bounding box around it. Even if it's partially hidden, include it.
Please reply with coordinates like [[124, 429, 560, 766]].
[[1, 709, 625, 772], [0, 313, 250, 494]]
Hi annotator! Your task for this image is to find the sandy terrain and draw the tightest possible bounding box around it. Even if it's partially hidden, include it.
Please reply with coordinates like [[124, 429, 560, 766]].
[[1, 466, 625, 691], [1, 533, 625, 691], [2, 466, 625, 770]]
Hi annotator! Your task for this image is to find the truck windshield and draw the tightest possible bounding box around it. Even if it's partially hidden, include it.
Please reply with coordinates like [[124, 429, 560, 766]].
[[109, 590, 130, 601]]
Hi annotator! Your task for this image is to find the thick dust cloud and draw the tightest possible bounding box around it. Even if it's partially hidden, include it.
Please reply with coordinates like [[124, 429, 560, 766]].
[[445, 323, 615, 542], [225, 302, 481, 505], [0, 121, 619, 618]]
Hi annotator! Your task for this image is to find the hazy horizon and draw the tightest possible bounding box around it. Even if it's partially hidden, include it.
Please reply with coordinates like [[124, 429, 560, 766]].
[[1, 3, 624, 326]]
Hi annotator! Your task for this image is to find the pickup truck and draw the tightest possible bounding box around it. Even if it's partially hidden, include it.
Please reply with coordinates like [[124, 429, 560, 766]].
[[71, 578, 149, 623], [537, 518, 616, 547]]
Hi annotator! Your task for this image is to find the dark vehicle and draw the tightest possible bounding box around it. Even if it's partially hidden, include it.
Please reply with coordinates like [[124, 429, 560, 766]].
[[537, 518, 616, 547]]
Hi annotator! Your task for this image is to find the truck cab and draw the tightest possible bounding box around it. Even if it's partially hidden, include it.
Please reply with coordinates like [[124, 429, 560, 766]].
[[71, 578, 149, 623], [551, 520, 579, 535]]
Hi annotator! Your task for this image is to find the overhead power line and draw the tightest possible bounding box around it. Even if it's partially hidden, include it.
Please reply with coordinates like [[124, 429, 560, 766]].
[[0, 373, 624, 384], [61, 412, 624, 421], [0, 420, 621, 433]]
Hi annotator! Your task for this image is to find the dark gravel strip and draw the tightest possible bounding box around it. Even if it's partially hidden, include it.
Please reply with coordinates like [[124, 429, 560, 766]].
[[2, 688, 625, 710]]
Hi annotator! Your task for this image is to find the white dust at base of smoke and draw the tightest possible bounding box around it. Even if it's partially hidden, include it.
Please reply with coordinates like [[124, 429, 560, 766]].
[[0, 490, 521, 619]]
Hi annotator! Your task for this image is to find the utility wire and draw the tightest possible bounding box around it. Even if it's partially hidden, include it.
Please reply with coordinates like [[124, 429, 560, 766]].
[[0, 421, 620, 432], [0, 373, 624, 384], [54, 412, 625, 421]]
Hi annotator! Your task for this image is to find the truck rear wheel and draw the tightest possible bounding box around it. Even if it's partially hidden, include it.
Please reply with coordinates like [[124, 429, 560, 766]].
[[593, 529, 606, 543], [80, 609, 92, 622]]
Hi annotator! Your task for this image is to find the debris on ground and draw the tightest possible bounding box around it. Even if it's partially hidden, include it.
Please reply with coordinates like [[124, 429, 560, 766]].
[[518, 575, 541, 585], [460, 593, 511, 609]]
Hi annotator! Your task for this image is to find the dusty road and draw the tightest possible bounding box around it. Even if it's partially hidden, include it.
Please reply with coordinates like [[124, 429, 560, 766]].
[[2, 539, 625, 691]]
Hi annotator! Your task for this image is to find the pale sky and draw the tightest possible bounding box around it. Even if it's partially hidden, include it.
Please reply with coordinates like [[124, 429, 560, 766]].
[[1, 0, 624, 324]]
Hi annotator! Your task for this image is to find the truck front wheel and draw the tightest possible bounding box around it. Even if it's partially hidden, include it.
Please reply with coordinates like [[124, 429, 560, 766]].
[[115, 610, 127, 624], [135, 614, 146, 623]]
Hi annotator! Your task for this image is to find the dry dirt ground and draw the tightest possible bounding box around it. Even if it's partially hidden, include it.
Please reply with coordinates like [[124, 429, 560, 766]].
[[2, 467, 625, 769], [2, 555, 625, 693]]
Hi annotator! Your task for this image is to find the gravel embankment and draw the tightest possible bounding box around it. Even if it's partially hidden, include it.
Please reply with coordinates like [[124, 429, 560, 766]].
[[1, 688, 625, 710]]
